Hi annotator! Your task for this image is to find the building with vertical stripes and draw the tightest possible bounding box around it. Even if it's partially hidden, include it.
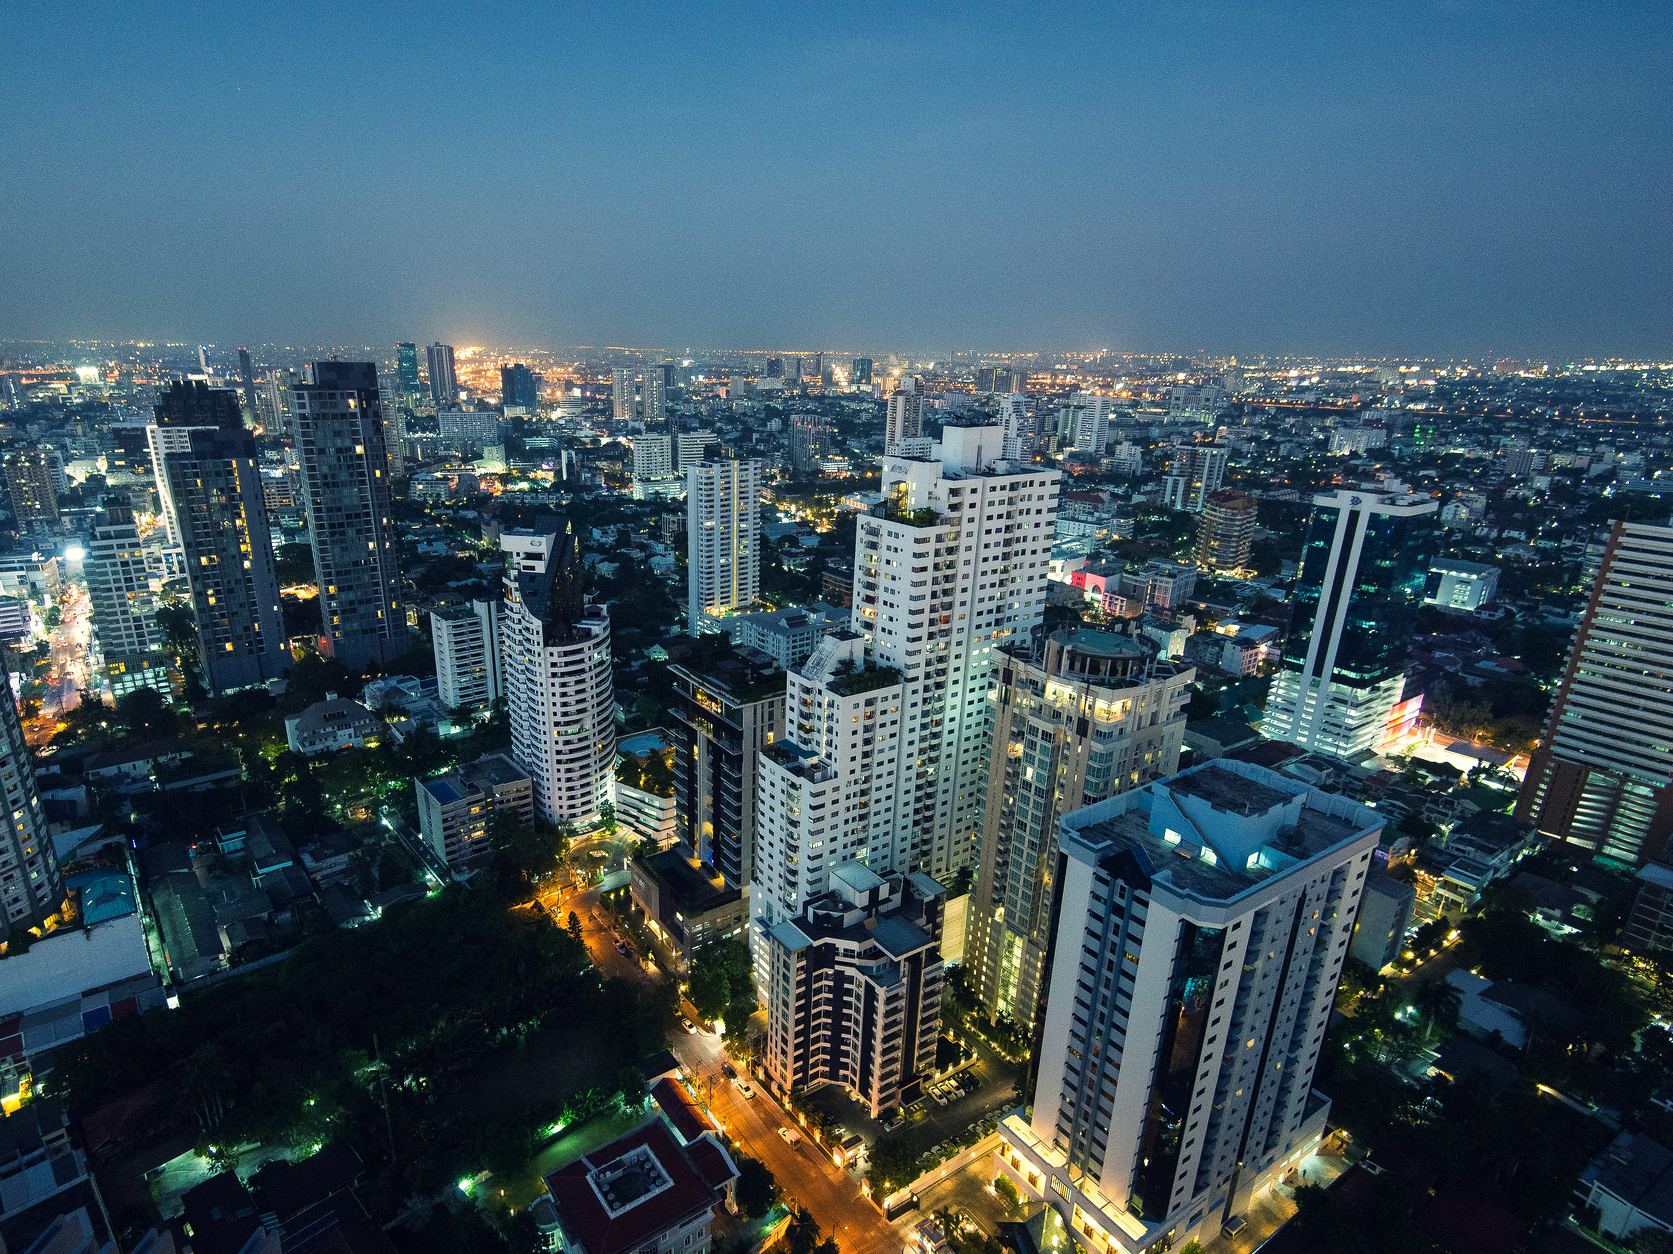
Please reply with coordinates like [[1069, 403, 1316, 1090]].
[[686, 459, 763, 635]]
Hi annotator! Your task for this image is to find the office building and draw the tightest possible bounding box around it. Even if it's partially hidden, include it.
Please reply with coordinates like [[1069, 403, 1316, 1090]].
[[1064, 392, 1115, 454], [764, 356, 783, 379], [612, 368, 636, 421], [85, 503, 173, 700], [997, 393, 1031, 460], [501, 362, 541, 412], [5, 452, 59, 536], [237, 348, 258, 423], [675, 429, 715, 472], [1425, 559, 1500, 611], [432, 599, 502, 712], [632, 433, 673, 480], [501, 521, 616, 825], [292, 362, 405, 672], [1160, 445, 1229, 512], [1263, 488, 1437, 759], [1168, 383, 1227, 419], [396, 342, 421, 397], [998, 760, 1382, 1254], [1517, 523, 1673, 867], [686, 459, 763, 634], [425, 343, 458, 406], [439, 408, 507, 456], [157, 427, 289, 691], [789, 414, 830, 474], [1195, 489, 1257, 573], [641, 370, 667, 425], [969, 628, 1192, 1031], [1350, 875, 1417, 970], [669, 644, 785, 888], [0, 693, 63, 937], [885, 382, 925, 453], [258, 367, 302, 436], [851, 357, 873, 387], [416, 753, 533, 868], [976, 367, 999, 393], [751, 429, 1060, 974], [763, 863, 945, 1117]]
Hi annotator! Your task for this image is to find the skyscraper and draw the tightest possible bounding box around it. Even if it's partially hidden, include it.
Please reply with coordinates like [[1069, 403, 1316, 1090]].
[[764, 356, 783, 379], [1517, 522, 1673, 867], [631, 433, 673, 480], [237, 348, 258, 424], [4, 452, 59, 536], [85, 502, 173, 701], [292, 362, 404, 671], [1063, 391, 1115, 453], [396, 342, 421, 397], [1262, 487, 1437, 758], [670, 643, 785, 888], [432, 600, 502, 713], [0, 692, 62, 938], [150, 378, 244, 547], [686, 459, 764, 634], [851, 357, 873, 387], [788, 414, 829, 474], [640, 369, 667, 424], [501, 363, 540, 411], [611, 368, 635, 421], [969, 628, 1192, 1031], [996, 393, 1032, 460], [500, 521, 615, 825], [157, 427, 289, 691], [999, 760, 1381, 1254], [259, 367, 302, 436], [425, 343, 458, 407], [885, 383, 925, 453], [1161, 445, 1229, 512], [1196, 489, 1257, 573], [197, 345, 212, 376]]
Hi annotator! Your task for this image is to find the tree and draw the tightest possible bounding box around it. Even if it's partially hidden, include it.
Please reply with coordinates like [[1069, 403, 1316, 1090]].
[[598, 800, 617, 838], [615, 1064, 646, 1110], [735, 1156, 778, 1219], [568, 912, 583, 946], [1412, 978, 1462, 1044], [113, 687, 181, 743]]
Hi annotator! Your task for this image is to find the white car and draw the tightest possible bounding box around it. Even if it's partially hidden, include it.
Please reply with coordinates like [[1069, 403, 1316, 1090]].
[[736, 1081, 756, 1099], [778, 1126, 800, 1143]]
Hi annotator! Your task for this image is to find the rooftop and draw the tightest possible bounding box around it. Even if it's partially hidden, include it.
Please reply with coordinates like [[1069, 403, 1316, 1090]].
[[545, 1120, 734, 1254]]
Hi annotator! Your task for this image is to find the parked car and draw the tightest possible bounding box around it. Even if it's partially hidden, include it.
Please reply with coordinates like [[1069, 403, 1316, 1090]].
[[778, 1126, 800, 1143], [681, 1017, 696, 1034], [736, 1080, 756, 1099], [721, 1062, 738, 1080]]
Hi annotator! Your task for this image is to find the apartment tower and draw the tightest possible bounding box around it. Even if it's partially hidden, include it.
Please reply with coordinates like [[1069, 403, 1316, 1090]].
[[0, 694, 62, 938], [432, 600, 503, 713], [85, 502, 174, 701], [1196, 489, 1257, 573], [425, 343, 458, 407], [686, 459, 764, 635]]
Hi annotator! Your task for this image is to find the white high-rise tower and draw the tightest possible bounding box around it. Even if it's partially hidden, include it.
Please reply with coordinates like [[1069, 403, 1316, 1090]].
[[686, 459, 763, 635]]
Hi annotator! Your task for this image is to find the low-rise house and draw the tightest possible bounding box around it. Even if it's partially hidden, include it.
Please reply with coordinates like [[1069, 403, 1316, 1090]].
[[1578, 1132, 1673, 1244], [285, 696, 381, 756]]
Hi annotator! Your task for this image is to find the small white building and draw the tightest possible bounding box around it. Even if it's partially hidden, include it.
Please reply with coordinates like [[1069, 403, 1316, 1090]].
[[285, 696, 381, 756], [1578, 1132, 1673, 1243]]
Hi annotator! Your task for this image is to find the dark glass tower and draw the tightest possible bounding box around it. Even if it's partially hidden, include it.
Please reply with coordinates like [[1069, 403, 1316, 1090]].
[[396, 342, 421, 397], [293, 362, 404, 671], [425, 343, 457, 407], [501, 363, 540, 409]]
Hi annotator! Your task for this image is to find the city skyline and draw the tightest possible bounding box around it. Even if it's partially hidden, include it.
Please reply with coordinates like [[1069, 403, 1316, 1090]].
[[4, 3, 1669, 359]]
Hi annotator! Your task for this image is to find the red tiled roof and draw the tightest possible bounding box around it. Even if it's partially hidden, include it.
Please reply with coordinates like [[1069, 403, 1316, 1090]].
[[651, 1079, 713, 1144], [686, 1135, 739, 1194], [545, 1120, 723, 1254]]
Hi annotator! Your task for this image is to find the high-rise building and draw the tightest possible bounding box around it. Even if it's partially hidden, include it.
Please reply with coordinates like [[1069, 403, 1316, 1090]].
[[641, 370, 667, 425], [432, 599, 502, 712], [258, 367, 302, 436], [996, 393, 1032, 460], [851, 357, 873, 387], [4, 452, 59, 536], [1063, 392, 1115, 453], [788, 414, 829, 474], [500, 521, 615, 825], [631, 433, 673, 480], [439, 409, 508, 456], [1517, 522, 1673, 867], [885, 385, 925, 453], [425, 343, 458, 407], [292, 362, 404, 672], [612, 368, 636, 421], [751, 429, 1060, 975], [675, 429, 715, 473], [1160, 445, 1229, 512], [149, 378, 244, 548], [764, 356, 783, 379], [976, 367, 999, 393], [197, 345, 212, 376], [1262, 487, 1437, 759], [670, 644, 785, 889], [417, 753, 532, 869], [396, 342, 421, 397], [969, 628, 1192, 1031], [686, 459, 763, 634], [501, 363, 540, 411], [157, 426, 289, 692], [763, 863, 945, 1117], [0, 693, 62, 938], [85, 502, 173, 701], [237, 348, 258, 424], [999, 760, 1382, 1254], [1195, 489, 1257, 573]]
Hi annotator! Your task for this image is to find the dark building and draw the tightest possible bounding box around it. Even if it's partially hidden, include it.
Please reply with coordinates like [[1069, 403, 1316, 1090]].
[[237, 347, 258, 422], [851, 357, 873, 386], [788, 413, 830, 474], [159, 427, 288, 690], [4, 451, 59, 536], [764, 356, 782, 379], [293, 362, 404, 671], [153, 377, 243, 429], [396, 342, 421, 396], [501, 362, 541, 409], [425, 342, 458, 407], [669, 644, 784, 888], [629, 847, 746, 969]]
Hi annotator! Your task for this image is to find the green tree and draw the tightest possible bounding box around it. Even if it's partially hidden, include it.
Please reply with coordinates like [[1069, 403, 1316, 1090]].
[[735, 1156, 778, 1219], [598, 800, 617, 838], [615, 1064, 646, 1110], [568, 911, 583, 946]]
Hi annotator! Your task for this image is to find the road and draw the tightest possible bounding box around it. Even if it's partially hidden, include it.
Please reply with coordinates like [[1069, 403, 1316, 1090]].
[[45, 583, 93, 715]]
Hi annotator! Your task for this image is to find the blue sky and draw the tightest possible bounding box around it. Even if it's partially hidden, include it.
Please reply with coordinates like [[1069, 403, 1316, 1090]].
[[3, 1, 1668, 358]]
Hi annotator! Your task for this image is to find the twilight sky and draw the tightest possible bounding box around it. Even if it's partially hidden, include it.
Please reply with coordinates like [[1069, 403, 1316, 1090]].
[[3, 1, 1669, 359]]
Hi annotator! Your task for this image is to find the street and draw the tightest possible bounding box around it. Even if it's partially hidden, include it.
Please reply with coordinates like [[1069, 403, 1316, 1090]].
[[45, 582, 93, 716]]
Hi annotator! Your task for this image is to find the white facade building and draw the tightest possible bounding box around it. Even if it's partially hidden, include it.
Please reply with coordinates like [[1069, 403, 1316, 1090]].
[[631, 433, 673, 479], [501, 523, 616, 826], [1425, 559, 1500, 611], [686, 459, 763, 633], [431, 599, 502, 712], [1161, 446, 1229, 512], [997, 393, 1031, 460], [612, 368, 635, 421], [885, 384, 925, 453], [998, 760, 1381, 1254]]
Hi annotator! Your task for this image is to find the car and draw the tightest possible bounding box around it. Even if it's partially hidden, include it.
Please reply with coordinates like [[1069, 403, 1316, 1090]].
[[616, 942, 629, 956], [720, 1062, 737, 1080], [681, 1017, 696, 1034], [778, 1126, 800, 1143], [736, 1081, 756, 1099]]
